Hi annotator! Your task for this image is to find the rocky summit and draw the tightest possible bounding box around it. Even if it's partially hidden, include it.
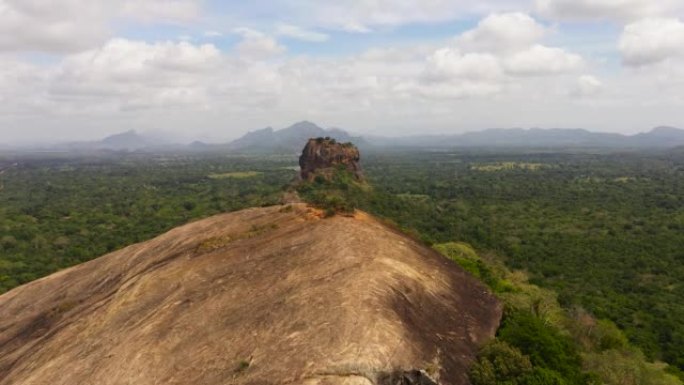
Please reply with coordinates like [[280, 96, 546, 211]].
[[299, 138, 363, 181], [0, 204, 501, 385]]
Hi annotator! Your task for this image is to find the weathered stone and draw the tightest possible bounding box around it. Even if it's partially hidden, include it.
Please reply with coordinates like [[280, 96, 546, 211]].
[[299, 138, 363, 181]]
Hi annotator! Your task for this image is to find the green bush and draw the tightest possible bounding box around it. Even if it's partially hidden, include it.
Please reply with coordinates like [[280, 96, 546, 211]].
[[498, 310, 586, 385], [584, 349, 681, 385], [296, 168, 364, 216], [470, 340, 533, 385], [518, 367, 569, 385], [434, 242, 512, 293]]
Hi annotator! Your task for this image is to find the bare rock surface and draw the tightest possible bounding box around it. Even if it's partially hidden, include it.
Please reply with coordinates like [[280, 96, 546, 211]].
[[0, 204, 501, 385], [299, 138, 363, 181]]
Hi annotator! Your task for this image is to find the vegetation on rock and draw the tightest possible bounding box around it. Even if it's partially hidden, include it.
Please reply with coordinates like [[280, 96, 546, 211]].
[[299, 137, 362, 181]]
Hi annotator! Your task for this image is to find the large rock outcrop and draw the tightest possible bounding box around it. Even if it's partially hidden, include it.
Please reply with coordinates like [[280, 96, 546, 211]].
[[299, 138, 363, 181], [0, 204, 501, 385]]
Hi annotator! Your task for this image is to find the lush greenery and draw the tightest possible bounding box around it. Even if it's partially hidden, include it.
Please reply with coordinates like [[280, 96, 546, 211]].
[[2, 148, 684, 379], [295, 166, 366, 216], [437, 242, 680, 385], [0, 153, 295, 290], [354, 150, 684, 374]]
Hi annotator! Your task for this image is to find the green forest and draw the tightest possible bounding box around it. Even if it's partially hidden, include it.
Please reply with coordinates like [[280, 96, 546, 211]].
[[1, 148, 683, 383]]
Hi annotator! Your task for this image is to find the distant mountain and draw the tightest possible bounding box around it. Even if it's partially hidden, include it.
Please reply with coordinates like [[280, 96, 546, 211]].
[[53, 130, 165, 152], [628, 126, 684, 147], [8, 124, 684, 154], [367, 126, 684, 149], [227, 121, 362, 153], [97, 130, 156, 150]]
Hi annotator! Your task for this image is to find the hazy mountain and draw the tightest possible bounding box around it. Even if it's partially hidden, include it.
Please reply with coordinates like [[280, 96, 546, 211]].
[[367, 126, 684, 149], [227, 121, 362, 153], [97, 130, 157, 150], [50, 130, 167, 152], [8, 123, 684, 154], [628, 126, 684, 147]]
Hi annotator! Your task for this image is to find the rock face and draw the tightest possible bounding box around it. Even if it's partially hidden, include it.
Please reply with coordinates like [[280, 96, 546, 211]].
[[299, 138, 363, 181], [0, 204, 501, 385]]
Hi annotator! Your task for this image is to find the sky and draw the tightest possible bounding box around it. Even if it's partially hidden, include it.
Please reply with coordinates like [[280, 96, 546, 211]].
[[1, 0, 684, 143]]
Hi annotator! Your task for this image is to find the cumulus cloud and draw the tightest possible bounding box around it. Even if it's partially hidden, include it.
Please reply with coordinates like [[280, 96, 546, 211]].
[[536, 0, 682, 21], [121, 0, 201, 23], [425, 49, 503, 81], [0, 0, 202, 52], [234, 28, 286, 60], [619, 18, 684, 66], [2, 5, 683, 142], [414, 12, 586, 99], [419, 49, 503, 98], [573, 75, 603, 96], [46, 39, 222, 113], [504, 45, 584, 76], [457, 13, 547, 52], [442, 13, 584, 77], [0, 0, 113, 52]]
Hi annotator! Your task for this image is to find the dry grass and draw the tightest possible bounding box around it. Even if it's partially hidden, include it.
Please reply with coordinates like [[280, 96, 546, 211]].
[[208, 171, 262, 179]]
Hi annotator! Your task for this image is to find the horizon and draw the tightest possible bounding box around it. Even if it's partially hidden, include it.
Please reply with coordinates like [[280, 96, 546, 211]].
[[3, 121, 683, 147], [1, 1, 684, 142]]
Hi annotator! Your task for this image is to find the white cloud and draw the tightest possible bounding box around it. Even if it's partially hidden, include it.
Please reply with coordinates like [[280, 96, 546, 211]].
[[536, 0, 682, 21], [457, 13, 547, 52], [425, 49, 503, 81], [573, 75, 603, 96], [46, 39, 222, 114], [0, 0, 113, 52], [275, 24, 329, 42], [444, 13, 585, 77], [251, 0, 531, 33], [234, 28, 286, 60], [504, 44, 584, 76], [0, 0, 202, 53], [1, 6, 683, 142], [413, 12, 587, 100], [619, 18, 684, 66], [121, 0, 201, 23], [204, 31, 223, 38]]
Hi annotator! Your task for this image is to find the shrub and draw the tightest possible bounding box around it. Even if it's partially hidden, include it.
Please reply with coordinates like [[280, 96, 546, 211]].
[[584, 349, 681, 385], [470, 340, 533, 385], [498, 310, 586, 385]]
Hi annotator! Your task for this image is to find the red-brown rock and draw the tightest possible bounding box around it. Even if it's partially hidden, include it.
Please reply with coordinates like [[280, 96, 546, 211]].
[[299, 138, 363, 181]]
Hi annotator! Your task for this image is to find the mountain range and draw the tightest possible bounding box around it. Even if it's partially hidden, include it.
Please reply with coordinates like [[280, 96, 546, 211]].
[[8, 122, 684, 153], [368, 126, 684, 149]]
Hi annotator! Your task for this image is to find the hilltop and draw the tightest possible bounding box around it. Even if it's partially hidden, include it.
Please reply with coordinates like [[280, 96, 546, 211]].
[[299, 138, 363, 181], [0, 204, 501, 385]]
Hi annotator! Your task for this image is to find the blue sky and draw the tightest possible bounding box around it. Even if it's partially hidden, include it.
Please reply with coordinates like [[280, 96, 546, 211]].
[[1, 0, 683, 143]]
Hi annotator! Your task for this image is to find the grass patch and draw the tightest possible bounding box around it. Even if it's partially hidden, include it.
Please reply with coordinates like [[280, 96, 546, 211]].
[[208, 171, 263, 179], [196, 223, 279, 252], [434, 243, 682, 385], [471, 162, 547, 172], [396, 193, 430, 202], [234, 360, 250, 373]]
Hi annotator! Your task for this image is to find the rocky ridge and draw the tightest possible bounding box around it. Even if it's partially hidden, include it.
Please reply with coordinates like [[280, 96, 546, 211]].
[[0, 204, 501, 385]]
